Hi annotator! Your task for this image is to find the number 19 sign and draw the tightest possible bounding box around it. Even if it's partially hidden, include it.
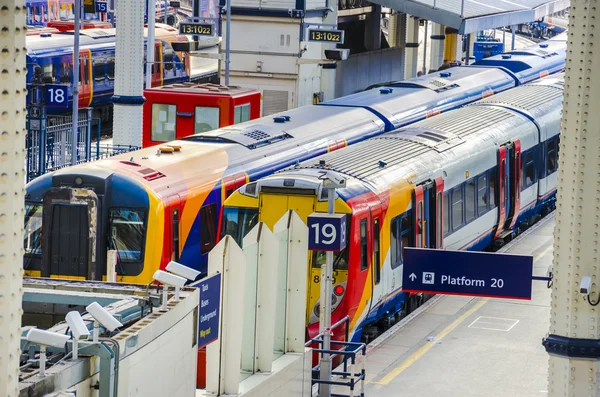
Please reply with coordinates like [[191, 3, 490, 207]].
[[307, 213, 346, 252]]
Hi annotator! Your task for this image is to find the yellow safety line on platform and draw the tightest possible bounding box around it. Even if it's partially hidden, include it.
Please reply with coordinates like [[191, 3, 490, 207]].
[[371, 241, 553, 386], [371, 298, 489, 386]]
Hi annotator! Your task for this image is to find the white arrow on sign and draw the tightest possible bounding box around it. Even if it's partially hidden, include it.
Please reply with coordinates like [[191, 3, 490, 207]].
[[409, 273, 417, 281]]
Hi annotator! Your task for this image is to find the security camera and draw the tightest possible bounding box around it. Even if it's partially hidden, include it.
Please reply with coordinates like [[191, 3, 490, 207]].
[[324, 49, 349, 61], [166, 261, 201, 281], [319, 170, 346, 189], [154, 269, 187, 288], [86, 302, 123, 332], [580, 276, 592, 296], [65, 311, 90, 340], [26, 328, 70, 349]]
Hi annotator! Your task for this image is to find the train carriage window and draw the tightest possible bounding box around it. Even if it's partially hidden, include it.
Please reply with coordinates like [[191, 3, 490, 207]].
[[151, 103, 176, 142], [42, 64, 55, 83], [195, 107, 220, 134], [360, 219, 368, 271], [390, 217, 399, 268], [221, 206, 258, 247], [452, 187, 464, 230], [523, 150, 536, 189], [400, 215, 411, 262], [234, 103, 251, 124], [547, 138, 558, 174], [373, 219, 381, 284], [489, 168, 497, 208], [108, 208, 146, 262], [107, 57, 115, 80], [60, 62, 70, 83], [477, 174, 488, 215], [93, 59, 105, 82], [164, 48, 174, 71], [200, 203, 218, 254], [82, 55, 91, 84], [443, 192, 450, 235], [416, 202, 423, 247], [465, 179, 476, 222], [24, 204, 43, 256]]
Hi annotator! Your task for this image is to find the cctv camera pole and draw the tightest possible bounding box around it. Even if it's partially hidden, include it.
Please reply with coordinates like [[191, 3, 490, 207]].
[[92, 321, 100, 343], [161, 284, 168, 311], [541, 2, 600, 395], [72, 339, 79, 360], [39, 347, 47, 377], [224, 0, 231, 85], [319, 181, 336, 397], [146, 0, 156, 89], [71, 0, 81, 166]]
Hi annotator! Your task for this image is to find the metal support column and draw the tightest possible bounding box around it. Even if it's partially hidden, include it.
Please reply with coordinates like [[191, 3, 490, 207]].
[[0, 0, 26, 394], [224, 0, 231, 85], [364, 3, 381, 51], [111, 0, 146, 147], [71, 0, 81, 165], [145, 0, 156, 89], [511, 25, 515, 50], [403, 15, 419, 79], [320, 5, 338, 101], [421, 20, 428, 74], [541, 1, 600, 395], [429, 23, 445, 72]]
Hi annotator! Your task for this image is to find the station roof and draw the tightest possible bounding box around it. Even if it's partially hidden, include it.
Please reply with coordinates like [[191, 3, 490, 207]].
[[371, 0, 570, 34]]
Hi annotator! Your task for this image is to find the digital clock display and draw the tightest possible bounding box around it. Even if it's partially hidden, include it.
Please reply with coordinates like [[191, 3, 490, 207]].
[[179, 23, 213, 36], [308, 29, 344, 44]]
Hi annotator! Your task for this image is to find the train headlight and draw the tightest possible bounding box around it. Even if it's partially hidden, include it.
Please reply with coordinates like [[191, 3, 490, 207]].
[[308, 282, 347, 325]]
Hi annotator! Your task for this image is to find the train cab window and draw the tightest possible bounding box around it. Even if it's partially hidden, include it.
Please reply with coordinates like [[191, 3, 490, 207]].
[[151, 103, 176, 142], [360, 219, 368, 271], [94, 60, 105, 82], [373, 219, 381, 284], [465, 179, 476, 222], [234, 103, 251, 124], [107, 57, 115, 80], [194, 106, 220, 134], [452, 187, 464, 230], [477, 174, 488, 215], [489, 168, 497, 208], [42, 64, 55, 83], [523, 150, 536, 189], [164, 48, 174, 71], [24, 204, 43, 256], [200, 203, 218, 254], [108, 208, 146, 262], [221, 206, 258, 248], [59, 62, 70, 83], [443, 192, 450, 235], [547, 138, 558, 174]]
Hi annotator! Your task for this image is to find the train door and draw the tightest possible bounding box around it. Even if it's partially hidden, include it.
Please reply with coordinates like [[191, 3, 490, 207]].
[[168, 194, 181, 262], [152, 41, 163, 87], [506, 140, 522, 229], [494, 143, 515, 239], [432, 177, 445, 249], [371, 205, 383, 307], [414, 179, 444, 249], [75, 49, 93, 107]]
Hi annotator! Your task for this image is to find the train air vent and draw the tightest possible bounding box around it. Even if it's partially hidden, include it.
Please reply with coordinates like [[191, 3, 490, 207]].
[[396, 128, 464, 151], [416, 131, 446, 142], [243, 129, 270, 140], [138, 167, 157, 175], [120, 160, 141, 167]]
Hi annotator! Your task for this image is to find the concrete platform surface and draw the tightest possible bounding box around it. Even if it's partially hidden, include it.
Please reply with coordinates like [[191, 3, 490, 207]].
[[361, 214, 555, 397]]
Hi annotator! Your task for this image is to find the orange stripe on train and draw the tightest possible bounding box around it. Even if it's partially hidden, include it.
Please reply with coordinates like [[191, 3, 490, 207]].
[[425, 109, 440, 119], [482, 89, 494, 99], [327, 138, 348, 152]]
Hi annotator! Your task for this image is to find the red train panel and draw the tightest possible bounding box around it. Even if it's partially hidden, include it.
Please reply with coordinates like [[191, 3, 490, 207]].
[[142, 83, 261, 148], [46, 19, 113, 32]]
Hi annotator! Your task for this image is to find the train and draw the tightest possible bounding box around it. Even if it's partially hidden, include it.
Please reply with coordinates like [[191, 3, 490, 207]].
[[222, 73, 564, 343], [26, 24, 217, 119], [22, 34, 567, 284]]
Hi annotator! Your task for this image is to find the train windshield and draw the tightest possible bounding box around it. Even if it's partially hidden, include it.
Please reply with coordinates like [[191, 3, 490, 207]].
[[24, 203, 43, 255], [312, 221, 351, 271], [108, 209, 146, 261], [220, 207, 258, 247]]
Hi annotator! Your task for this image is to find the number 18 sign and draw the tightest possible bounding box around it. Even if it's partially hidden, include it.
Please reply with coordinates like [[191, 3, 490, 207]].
[[307, 213, 346, 252]]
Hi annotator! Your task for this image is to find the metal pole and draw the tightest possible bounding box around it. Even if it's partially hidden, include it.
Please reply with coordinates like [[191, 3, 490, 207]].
[[511, 25, 515, 50], [146, 0, 156, 89], [225, 0, 231, 85], [319, 186, 335, 397], [460, 0, 464, 18], [72, 339, 79, 360], [39, 346, 46, 377], [422, 20, 428, 75], [71, 0, 81, 166], [164, 0, 168, 23]]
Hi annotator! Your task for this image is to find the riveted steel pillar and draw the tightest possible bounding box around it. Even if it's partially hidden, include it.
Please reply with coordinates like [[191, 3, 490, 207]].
[[429, 23, 444, 72], [111, 0, 146, 147], [0, 0, 26, 395], [542, 1, 600, 395], [403, 15, 419, 79]]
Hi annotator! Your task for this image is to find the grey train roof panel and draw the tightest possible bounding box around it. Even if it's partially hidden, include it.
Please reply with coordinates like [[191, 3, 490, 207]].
[[369, 0, 570, 34]]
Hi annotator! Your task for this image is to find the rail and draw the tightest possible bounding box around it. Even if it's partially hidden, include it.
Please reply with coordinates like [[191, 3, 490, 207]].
[[305, 316, 367, 397]]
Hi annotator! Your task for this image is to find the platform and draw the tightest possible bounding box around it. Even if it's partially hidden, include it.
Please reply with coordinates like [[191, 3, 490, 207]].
[[359, 214, 555, 396]]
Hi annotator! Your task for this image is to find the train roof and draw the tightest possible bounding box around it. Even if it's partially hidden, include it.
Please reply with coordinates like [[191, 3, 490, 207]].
[[257, 74, 565, 197], [145, 83, 259, 98], [321, 66, 514, 131], [38, 104, 385, 199]]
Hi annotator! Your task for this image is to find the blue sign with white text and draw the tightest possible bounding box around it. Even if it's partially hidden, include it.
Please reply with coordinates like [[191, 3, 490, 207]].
[[45, 85, 69, 108], [191, 272, 221, 348], [96, 1, 108, 12], [308, 213, 347, 252], [402, 248, 533, 300]]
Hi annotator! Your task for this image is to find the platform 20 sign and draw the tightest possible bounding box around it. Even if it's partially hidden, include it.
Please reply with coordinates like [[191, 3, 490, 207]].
[[307, 28, 344, 44], [179, 22, 213, 36], [308, 213, 347, 252]]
